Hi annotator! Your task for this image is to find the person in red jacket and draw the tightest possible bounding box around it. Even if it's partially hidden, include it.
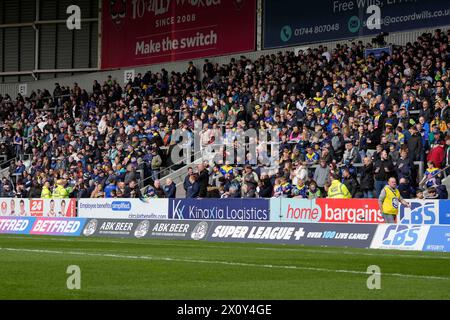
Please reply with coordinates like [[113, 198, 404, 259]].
[[427, 142, 445, 169]]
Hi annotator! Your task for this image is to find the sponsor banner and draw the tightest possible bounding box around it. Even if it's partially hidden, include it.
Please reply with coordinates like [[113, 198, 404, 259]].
[[370, 225, 430, 251], [0, 198, 76, 217], [422, 226, 450, 252], [437, 201, 450, 225], [0, 198, 29, 217], [207, 221, 377, 248], [78, 198, 168, 219], [398, 200, 441, 225], [101, 0, 256, 69], [169, 199, 270, 221], [0, 217, 35, 234], [82, 219, 209, 241], [29, 199, 76, 217], [29, 218, 86, 236], [316, 199, 384, 224], [263, 0, 450, 49], [270, 198, 322, 223], [271, 199, 383, 224]]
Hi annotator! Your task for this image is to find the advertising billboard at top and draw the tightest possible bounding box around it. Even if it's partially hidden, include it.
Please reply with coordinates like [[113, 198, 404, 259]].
[[101, 0, 257, 69], [263, 0, 450, 49]]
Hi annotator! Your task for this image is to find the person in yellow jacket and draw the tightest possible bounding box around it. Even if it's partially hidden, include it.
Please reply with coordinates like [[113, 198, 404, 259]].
[[378, 177, 411, 223], [52, 179, 72, 199], [327, 174, 352, 199], [40, 181, 52, 199]]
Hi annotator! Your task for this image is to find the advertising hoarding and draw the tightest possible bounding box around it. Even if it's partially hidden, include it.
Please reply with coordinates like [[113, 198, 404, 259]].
[[78, 198, 168, 219], [101, 0, 257, 69], [168, 199, 270, 221], [263, 0, 450, 49], [270, 199, 384, 224], [370, 224, 430, 251], [82, 218, 208, 241], [0, 198, 76, 218]]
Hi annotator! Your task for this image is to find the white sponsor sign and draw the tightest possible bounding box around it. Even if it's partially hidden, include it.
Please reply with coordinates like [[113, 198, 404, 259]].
[[0, 198, 76, 217], [18, 84, 27, 96], [78, 198, 168, 219], [370, 225, 430, 251], [124, 69, 135, 84]]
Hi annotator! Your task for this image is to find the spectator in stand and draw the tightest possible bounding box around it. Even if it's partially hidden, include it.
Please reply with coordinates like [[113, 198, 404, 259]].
[[308, 181, 322, 199], [257, 173, 273, 198], [313, 159, 330, 194], [427, 142, 445, 169], [398, 178, 415, 199], [197, 163, 209, 198], [420, 161, 441, 189], [326, 173, 351, 199], [186, 174, 200, 199], [374, 150, 395, 197], [360, 157, 375, 198], [163, 178, 176, 198], [342, 168, 362, 198], [0, 28, 448, 200], [242, 165, 259, 198], [153, 180, 165, 198]]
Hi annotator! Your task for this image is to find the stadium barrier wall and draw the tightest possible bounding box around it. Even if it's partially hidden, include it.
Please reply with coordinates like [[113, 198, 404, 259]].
[[0, 216, 86, 236], [1, 215, 449, 252], [77, 198, 168, 220], [0, 198, 76, 217], [2, 198, 450, 226]]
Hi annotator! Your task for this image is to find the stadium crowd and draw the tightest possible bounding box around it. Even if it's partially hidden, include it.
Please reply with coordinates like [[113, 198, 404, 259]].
[[0, 29, 450, 200]]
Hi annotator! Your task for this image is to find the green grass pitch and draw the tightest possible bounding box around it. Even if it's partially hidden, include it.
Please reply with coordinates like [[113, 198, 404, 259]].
[[0, 234, 449, 300]]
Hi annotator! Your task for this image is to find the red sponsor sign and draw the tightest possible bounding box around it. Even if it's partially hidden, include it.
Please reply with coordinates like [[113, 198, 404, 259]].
[[101, 0, 256, 69], [30, 199, 44, 216], [316, 199, 384, 224]]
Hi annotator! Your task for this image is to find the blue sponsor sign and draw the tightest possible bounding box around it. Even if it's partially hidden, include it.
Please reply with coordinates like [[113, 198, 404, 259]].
[[364, 46, 392, 59], [423, 226, 450, 252], [371, 224, 430, 251], [0, 217, 35, 235], [264, 0, 450, 49], [169, 199, 270, 221], [437, 200, 450, 225], [399, 201, 439, 225], [111, 201, 132, 211]]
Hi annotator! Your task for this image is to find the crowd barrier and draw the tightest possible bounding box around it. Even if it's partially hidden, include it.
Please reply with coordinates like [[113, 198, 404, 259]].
[[0, 198, 449, 253], [1, 198, 449, 226], [0, 216, 448, 252]]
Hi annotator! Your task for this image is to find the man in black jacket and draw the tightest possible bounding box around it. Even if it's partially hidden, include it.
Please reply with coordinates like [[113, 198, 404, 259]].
[[360, 157, 375, 198], [258, 173, 273, 198], [407, 125, 423, 162], [374, 149, 395, 197], [342, 168, 362, 198], [443, 136, 450, 169], [197, 163, 209, 198]]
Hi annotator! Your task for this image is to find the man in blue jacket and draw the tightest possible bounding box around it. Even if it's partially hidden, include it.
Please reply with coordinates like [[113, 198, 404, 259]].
[[164, 178, 177, 198]]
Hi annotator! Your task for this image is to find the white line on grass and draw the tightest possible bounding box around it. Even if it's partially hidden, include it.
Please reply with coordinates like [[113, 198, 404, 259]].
[[2, 235, 450, 260], [1, 246, 449, 281]]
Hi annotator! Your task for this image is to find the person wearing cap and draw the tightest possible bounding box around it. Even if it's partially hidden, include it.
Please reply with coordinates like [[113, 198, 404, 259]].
[[326, 173, 351, 199], [378, 177, 411, 223]]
